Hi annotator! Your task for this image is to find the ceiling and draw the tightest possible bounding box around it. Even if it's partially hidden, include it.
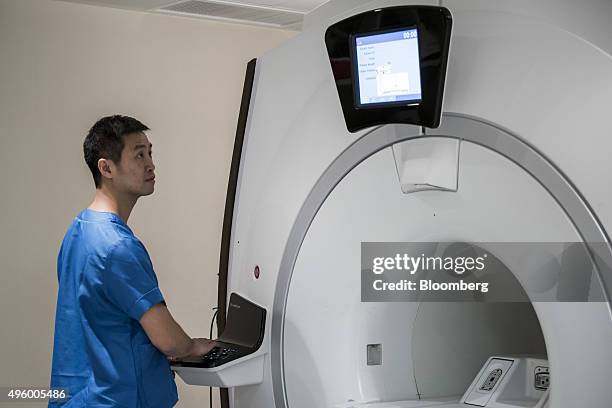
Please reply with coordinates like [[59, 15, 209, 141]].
[[57, 0, 329, 28]]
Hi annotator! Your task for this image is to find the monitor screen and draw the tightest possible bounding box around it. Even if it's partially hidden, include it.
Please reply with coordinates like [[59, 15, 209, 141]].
[[353, 27, 422, 107], [218, 293, 266, 349]]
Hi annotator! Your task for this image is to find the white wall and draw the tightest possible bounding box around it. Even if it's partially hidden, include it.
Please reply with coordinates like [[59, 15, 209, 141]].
[[0, 0, 294, 406]]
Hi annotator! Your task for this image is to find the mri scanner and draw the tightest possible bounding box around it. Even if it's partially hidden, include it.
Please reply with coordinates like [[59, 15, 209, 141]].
[[171, 1, 612, 407]]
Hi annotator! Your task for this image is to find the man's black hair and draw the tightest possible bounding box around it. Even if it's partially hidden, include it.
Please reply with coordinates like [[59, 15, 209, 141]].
[[84, 115, 150, 188]]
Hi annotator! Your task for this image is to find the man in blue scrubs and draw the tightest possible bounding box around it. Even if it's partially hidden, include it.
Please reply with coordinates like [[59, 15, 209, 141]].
[[49, 115, 216, 407]]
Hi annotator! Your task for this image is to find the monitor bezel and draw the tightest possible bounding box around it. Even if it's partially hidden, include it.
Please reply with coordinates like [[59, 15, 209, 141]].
[[324, 5, 453, 132]]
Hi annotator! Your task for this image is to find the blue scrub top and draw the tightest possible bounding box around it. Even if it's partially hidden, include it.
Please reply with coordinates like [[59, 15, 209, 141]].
[[49, 209, 178, 408]]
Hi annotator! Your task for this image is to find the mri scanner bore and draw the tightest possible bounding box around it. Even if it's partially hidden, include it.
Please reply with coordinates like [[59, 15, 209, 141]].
[[171, 1, 612, 407]]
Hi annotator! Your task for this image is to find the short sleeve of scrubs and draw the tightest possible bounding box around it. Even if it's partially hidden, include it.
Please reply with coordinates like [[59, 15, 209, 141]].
[[103, 239, 165, 321]]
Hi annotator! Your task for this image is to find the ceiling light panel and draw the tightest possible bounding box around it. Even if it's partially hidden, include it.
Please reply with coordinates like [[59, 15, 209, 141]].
[[158, 0, 305, 27]]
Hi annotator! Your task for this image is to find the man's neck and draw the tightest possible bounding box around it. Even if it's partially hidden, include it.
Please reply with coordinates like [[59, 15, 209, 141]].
[[88, 187, 137, 223]]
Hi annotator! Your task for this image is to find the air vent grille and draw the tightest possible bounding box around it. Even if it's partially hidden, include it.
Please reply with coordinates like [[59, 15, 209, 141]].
[[159, 0, 304, 27]]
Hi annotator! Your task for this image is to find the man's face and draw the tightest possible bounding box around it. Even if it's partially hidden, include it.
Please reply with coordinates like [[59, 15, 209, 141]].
[[112, 132, 156, 197]]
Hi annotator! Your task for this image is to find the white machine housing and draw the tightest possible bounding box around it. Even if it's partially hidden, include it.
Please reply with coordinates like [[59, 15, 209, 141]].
[[172, 1, 612, 407]]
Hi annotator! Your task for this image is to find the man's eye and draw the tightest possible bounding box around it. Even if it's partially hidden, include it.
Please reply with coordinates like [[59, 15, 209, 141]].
[[137, 153, 144, 158]]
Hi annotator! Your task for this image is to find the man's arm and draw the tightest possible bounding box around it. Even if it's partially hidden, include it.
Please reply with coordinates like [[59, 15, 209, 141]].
[[139, 303, 216, 359]]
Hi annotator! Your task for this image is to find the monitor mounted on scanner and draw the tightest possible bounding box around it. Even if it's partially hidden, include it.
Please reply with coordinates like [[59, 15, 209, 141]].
[[325, 6, 452, 131]]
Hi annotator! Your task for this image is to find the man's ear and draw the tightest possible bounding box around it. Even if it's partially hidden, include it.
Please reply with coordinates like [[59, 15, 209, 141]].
[[97, 158, 114, 182]]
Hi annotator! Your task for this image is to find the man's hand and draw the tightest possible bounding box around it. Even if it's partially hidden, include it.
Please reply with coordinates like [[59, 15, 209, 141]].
[[167, 338, 218, 362], [190, 338, 217, 357], [139, 303, 217, 359]]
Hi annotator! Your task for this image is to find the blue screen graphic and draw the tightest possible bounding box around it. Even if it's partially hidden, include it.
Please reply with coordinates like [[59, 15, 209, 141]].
[[354, 28, 422, 106]]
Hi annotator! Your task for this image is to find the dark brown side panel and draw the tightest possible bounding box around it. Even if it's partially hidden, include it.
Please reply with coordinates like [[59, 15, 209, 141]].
[[217, 58, 257, 408]]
